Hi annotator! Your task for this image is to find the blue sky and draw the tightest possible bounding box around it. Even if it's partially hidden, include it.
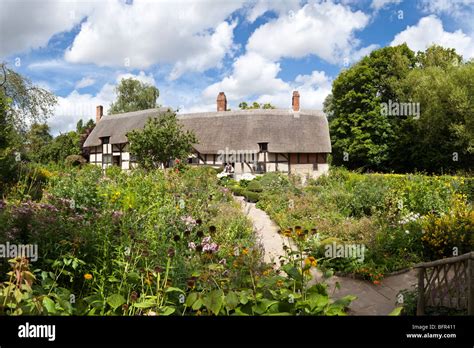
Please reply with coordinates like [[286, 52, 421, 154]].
[[1, 0, 473, 134]]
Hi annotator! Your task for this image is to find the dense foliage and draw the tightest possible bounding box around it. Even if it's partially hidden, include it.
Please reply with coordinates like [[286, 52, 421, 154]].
[[127, 110, 198, 169], [109, 78, 159, 115], [326, 44, 474, 173], [231, 169, 473, 282], [0, 165, 353, 316]]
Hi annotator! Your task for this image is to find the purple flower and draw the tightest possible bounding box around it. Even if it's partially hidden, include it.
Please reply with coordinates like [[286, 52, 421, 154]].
[[202, 242, 219, 254]]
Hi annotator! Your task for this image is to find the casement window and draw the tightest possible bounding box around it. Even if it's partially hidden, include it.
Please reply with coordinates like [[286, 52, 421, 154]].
[[101, 137, 112, 155], [102, 154, 112, 169]]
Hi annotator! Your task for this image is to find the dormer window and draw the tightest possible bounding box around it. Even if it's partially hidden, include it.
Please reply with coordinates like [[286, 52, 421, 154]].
[[258, 142, 268, 152]]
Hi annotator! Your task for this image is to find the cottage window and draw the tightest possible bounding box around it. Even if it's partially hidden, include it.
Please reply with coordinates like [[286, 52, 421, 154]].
[[101, 137, 112, 155], [258, 142, 268, 152]]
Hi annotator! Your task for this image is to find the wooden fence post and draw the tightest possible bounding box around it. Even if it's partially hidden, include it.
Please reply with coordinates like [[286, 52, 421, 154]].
[[417, 267, 425, 316]]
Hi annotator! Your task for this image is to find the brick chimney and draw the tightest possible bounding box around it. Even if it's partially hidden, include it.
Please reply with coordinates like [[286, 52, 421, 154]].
[[217, 92, 227, 112], [292, 91, 300, 112], [96, 105, 103, 123]]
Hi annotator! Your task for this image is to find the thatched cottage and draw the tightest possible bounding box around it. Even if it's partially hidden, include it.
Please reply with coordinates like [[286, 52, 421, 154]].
[[83, 91, 331, 179]]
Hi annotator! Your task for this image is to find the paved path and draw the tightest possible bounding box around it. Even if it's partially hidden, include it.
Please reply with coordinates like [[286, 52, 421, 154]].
[[235, 195, 418, 315], [235, 196, 290, 267]]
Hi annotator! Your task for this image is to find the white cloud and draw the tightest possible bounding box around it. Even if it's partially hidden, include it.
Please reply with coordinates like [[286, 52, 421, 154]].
[[419, 0, 474, 16], [50, 70, 157, 134], [245, 0, 301, 23], [75, 77, 96, 89], [391, 16, 474, 59], [257, 70, 332, 110], [51, 83, 114, 135], [0, 0, 92, 57], [198, 1, 368, 112], [64, 0, 243, 79], [169, 21, 238, 80], [116, 70, 156, 86], [200, 51, 331, 111], [419, 0, 474, 32], [370, 0, 402, 11], [203, 52, 289, 102], [28, 59, 68, 70], [246, 1, 371, 64]]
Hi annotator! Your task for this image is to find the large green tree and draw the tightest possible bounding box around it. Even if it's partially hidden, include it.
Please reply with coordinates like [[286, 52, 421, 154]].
[[25, 123, 53, 163], [327, 44, 416, 170], [0, 63, 57, 131], [109, 78, 159, 114], [41, 132, 81, 164], [127, 110, 197, 169], [0, 63, 57, 192], [391, 60, 474, 172], [326, 44, 473, 173]]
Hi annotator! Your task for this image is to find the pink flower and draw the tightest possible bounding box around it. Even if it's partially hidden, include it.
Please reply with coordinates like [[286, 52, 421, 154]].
[[201, 236, 212, 245], [202, 242, 219, 253]]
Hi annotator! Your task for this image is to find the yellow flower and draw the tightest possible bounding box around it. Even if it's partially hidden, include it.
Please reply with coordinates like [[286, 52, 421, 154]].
[[84, 273, 93, 280], [242, 247, 249, 255], [304, 256, 317, 268]]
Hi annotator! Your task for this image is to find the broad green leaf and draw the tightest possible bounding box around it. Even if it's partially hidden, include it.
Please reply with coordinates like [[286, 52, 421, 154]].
[[224, 291, 239, 310], [42, 297, 56, 314], [202, 289, 224, 315], [389, 306, 403, 316], [185, 292, 199, 307], [192, 298, 203, 310], [159, 306, 175, 316], [307, 293, 329, 311], [107, 294, 126, 310], [133, 301, 155, 309], [333, 295, 357, 308], [165, 287, 185, 294], [254, 299, 279, 315]]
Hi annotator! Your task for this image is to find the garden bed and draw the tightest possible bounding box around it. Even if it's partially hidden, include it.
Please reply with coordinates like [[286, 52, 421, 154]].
[[228, 168, 474, 284]]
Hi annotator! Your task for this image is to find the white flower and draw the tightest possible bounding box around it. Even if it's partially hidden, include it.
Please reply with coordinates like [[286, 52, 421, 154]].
[[405, 230, 410, 234]]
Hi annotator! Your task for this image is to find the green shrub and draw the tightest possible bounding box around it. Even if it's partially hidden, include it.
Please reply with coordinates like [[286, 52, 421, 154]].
[[421, 194, 474, 259], [230, 185, 244, 196], [244, 191, 260, 202], [246, 181, 263, 193]]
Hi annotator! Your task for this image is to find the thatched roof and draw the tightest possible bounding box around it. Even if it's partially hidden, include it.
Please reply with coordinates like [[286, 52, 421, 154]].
[[83, 108, 331, 154]]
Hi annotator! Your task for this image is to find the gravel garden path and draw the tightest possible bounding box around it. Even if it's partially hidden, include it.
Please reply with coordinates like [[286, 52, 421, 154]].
[[235, 196, 418, 315]]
